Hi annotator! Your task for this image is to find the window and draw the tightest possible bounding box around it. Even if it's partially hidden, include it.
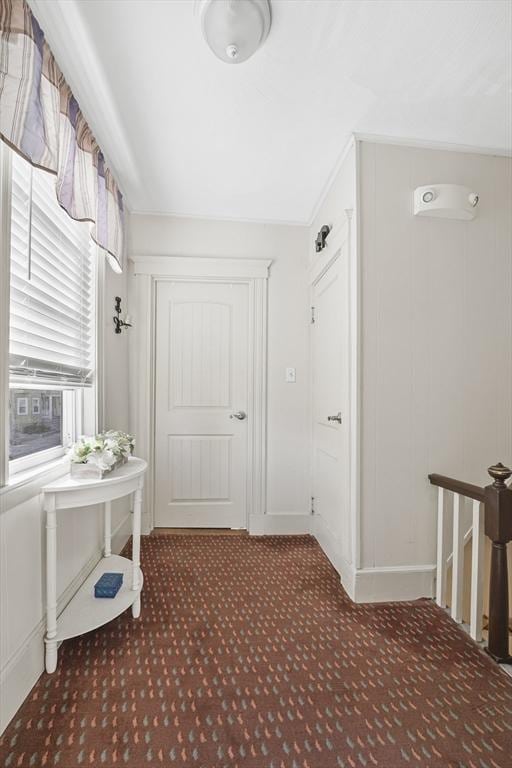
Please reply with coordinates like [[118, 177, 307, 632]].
[[6, 152, 95, 474]]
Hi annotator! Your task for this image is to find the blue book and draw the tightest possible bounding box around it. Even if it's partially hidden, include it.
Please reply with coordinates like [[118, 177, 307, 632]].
[[94, 572, 123, 598]]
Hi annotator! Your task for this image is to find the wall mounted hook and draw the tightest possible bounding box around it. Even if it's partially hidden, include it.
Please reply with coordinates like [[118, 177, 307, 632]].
[[113, 296, 132, 334]]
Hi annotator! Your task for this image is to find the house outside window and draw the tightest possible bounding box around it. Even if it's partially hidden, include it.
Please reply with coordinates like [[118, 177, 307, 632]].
[[9, 390, 63, 462]]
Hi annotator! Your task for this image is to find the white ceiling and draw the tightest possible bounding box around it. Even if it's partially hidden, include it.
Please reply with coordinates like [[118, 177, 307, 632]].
[[30, 0, 512, 224]]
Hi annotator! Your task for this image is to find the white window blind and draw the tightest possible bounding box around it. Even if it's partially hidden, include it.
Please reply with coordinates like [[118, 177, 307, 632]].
[[9, 153, 94, 386]]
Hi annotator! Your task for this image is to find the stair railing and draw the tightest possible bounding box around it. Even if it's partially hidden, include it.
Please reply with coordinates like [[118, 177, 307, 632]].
[[429, 463, 512, 664]]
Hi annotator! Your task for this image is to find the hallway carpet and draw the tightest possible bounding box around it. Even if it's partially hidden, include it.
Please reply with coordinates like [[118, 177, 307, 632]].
[[1, 535, 511, 768]]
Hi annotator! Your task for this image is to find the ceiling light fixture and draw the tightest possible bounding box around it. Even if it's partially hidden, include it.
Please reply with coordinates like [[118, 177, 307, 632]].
[[200, 0, 271, 64]]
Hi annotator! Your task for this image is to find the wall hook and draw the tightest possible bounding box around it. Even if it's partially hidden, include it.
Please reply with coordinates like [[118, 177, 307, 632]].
[[315, 224, 331, 253], [113, 296, 132, 334]]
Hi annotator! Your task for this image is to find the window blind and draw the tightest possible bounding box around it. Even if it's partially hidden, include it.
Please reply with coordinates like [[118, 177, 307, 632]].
[[9, 153, 94, 386]]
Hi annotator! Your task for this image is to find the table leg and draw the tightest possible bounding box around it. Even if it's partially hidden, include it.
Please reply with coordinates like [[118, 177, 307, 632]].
[[104, 501, 111, 557], [45, 500, 58, 673], [131, 484, 142, 618]]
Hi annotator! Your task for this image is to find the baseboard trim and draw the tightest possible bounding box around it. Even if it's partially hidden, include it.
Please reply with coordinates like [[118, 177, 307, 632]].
[[0, 550, 98, 734], [248, 513, 312, 536], [353, 564, 436, 603], [311, 516, 356, 600], [0, 512, 132, 735], [311, 515, 435, 604], [0, 617, 44, 736]]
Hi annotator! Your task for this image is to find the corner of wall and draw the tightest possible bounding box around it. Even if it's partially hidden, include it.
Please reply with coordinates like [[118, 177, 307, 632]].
[[311, 516, 357, 601], [352, 565, 436, 604]]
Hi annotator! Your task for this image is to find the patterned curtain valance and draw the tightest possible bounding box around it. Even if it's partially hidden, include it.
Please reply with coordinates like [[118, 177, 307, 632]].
[[0, 0, 125, 272]]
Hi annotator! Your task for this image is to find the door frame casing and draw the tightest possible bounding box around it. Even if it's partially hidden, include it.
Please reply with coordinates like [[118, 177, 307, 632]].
[[129, 256, 271, 533]]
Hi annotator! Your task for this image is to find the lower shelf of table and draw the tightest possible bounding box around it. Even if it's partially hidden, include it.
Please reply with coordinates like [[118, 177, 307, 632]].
[[49, 555, 143, 643]]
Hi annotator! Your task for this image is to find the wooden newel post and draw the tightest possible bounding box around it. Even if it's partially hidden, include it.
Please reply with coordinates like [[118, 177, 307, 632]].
[[484, 463, 512, 663]]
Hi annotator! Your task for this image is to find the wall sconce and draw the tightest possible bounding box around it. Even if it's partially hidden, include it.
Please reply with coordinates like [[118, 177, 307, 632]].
[[113, 296, 132, 334], [413, 184, 479, 221], [315, 224, 331, 252]]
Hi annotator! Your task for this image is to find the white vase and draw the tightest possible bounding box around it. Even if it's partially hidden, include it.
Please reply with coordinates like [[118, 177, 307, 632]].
[[70, 462, 104, 480]]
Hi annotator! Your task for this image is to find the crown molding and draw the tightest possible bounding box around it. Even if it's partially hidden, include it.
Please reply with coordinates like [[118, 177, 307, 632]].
[[353, 132, 512, 158], [129, 208, 308, 228], [306, 135, 356, 228], [27, 0, 137, 207]]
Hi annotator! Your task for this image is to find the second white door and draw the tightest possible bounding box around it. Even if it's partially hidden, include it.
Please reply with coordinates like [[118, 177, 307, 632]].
[[155, 280, 249, 528], [311, 251, 351, 566]]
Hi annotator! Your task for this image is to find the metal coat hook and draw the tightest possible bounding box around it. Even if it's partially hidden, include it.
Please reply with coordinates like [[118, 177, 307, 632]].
[[113, 296, 132, 334]]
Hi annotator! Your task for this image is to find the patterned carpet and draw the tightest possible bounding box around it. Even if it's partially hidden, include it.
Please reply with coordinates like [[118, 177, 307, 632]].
[[1, 534, 512, 768]]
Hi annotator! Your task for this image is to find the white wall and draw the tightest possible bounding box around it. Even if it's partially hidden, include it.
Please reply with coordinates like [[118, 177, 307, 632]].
[[358, 141, 512, 580], [0, 255, 132, 734], [129, 214, 310, 523]]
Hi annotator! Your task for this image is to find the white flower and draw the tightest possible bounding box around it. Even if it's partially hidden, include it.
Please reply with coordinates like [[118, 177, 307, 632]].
[[68, 430, 135, 470], [88, 448, 116, 471]]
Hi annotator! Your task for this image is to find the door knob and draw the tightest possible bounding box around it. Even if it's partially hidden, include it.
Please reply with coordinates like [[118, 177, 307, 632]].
[[230, 411, 247, 420], [327, 412, 342, 424]]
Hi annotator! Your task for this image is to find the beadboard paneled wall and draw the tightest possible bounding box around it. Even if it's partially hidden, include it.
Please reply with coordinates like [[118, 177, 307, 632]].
[[358, 141, 512, 571]]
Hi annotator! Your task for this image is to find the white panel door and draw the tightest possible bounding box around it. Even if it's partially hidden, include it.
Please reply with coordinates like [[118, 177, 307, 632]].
[[155, 281, 249, 528], [311, 254, 351, 564]]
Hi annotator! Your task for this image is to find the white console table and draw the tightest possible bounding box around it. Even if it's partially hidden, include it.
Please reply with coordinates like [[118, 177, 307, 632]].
[[42, 457, 147, 673]]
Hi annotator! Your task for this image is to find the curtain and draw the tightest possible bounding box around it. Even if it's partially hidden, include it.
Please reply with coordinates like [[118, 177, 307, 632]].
[[0, 0, 125, 272]]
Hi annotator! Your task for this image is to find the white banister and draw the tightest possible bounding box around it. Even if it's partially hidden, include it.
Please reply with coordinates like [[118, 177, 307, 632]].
[[451, 493, 465, 624], [469, 499, 485, 641], [433, 488, 486, 641], [436, 487, 447, 607], [429, 470, 507, 653]]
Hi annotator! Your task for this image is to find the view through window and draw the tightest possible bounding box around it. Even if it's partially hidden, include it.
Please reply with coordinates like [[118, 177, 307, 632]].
[[9, 389, 63, 461]]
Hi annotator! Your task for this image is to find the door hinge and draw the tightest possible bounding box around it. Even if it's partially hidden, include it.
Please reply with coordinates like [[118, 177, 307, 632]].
[[311, 306, 315, 324], [311, 496, 315, 515]]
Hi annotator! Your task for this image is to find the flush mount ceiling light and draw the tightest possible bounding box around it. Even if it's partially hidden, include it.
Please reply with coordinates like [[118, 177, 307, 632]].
[[200, 0, 271, 64]]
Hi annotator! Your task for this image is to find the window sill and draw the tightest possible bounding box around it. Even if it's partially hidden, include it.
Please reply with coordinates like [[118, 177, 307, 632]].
[[0, 456, 70, 514]]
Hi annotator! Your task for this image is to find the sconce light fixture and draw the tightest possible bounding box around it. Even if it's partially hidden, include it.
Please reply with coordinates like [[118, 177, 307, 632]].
[[315, 224, 331, 253], [113, 296, 132, 334], [413, 184, 479, 221]]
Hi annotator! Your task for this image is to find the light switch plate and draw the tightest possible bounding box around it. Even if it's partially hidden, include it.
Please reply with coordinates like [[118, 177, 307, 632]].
[[285, 367, 296, 383]]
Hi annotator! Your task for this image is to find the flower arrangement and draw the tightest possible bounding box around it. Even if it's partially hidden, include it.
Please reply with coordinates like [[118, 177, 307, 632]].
[[68, 430, 135, 478]]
